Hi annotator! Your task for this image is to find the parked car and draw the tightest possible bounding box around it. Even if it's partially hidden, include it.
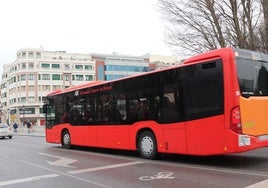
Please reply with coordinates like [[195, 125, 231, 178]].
[[0, 124, 12, 139]]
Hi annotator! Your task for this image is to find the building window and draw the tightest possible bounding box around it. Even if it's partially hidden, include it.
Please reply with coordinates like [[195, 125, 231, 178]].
[[29, 97, 35, 102], [42, 85, 51, 91], [39, 96, 46, 102], [64, 64, 70, 70], [21, 97, 26, 103], [106, 75, 124, 80], [28, 52, 34, 58], [29, 86, 35, 91], [75, 75, 84, 81], [9, 76, 16, 84], [21, 74, 26, 81], [52, 85, 61, 90], [52, 74, 61, 80], [29, 63, 34, 69], [75, 65, 83, 70], [42, 74, 50, 80], [64, 75, 70, 81], [85, 75, 93, 81], [98, 66, 104, 80], [85, 65, 93, 70], [36, 52, 41, 59], [22, 63, 27, 69], [22, 52, 26, 58], [105, 65, 150, 72], [41, 63, 50, 68], [52, 64, 60, 69], [28, 74, 35, 80]]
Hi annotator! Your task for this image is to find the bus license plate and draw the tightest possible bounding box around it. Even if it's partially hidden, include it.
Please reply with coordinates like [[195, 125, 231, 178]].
[[239, 135, 251, 146]]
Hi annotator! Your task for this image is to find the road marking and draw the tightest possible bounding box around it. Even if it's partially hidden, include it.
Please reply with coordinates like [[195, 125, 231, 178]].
[[139, 172, 175, 181], [10, 141, 42, 147], [22, 160, 112, 188], [38, 152, 77, 168], [0, 153, 8, 158], [246, 179, 268, 188], [0, 174, 59, 186], [147, 160, 268, 178], [68, 161, 144, 174]]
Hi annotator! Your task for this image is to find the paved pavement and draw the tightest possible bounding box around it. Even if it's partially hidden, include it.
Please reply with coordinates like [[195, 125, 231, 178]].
[[13, 125, 45, 137]]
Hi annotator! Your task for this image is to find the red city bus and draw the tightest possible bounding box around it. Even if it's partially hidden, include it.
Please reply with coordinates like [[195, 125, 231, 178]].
[[44, 48, 268, 159]]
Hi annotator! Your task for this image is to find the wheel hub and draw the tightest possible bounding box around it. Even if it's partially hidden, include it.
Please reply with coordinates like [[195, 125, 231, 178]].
[[63, 134, 70, 145], [141, 136, 154, 154]]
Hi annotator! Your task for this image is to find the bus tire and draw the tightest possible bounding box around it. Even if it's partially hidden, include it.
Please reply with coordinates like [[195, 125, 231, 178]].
[[61, 130, 71, 149], [138, 131, 157, 159]]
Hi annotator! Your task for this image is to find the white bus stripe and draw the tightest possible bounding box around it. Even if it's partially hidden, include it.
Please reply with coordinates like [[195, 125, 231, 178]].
[[0, 174, 59, 186], [68, 161, 144, 174]]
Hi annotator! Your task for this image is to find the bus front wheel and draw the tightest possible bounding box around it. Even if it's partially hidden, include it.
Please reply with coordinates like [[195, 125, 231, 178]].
[[138, 131, 157, 159], [61, 130, 71, 149]]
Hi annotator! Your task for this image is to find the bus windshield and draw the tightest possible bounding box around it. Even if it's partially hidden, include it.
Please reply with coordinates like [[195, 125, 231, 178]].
[[235, 49, 268, 97]]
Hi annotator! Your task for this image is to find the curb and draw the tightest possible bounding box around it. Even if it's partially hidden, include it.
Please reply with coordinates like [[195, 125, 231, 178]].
[[13, 133, 45, 137]]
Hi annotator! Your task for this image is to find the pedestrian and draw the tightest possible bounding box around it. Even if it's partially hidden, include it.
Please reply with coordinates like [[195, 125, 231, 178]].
[[26, 121, 31, 133], [13, 122, 18, 132]]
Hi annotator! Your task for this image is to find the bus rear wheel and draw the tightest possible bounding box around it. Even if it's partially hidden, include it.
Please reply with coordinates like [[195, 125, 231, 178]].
[[138, 131, 157, 159], [61, 130, 71, 149]]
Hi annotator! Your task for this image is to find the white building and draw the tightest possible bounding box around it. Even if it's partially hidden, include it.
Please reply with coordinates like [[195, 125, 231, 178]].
[[0, 48, 95, 126], [0, 48, 178, 126], [143, 54, 180, 69]]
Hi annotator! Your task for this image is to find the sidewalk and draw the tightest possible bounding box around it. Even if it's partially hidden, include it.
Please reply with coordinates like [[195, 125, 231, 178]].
[[13, 125, 45, 137]]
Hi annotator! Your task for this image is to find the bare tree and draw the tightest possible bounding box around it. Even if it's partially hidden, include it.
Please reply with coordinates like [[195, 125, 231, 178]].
[[260, 0, 268, 53], [158, 0, 265, 56]]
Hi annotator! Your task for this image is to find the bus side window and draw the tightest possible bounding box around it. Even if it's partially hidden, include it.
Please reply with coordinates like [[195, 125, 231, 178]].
[[137, 99, 149, 120], [84, 104, 93, 124], [148, 96, 160, 120], [129, 99, 139, 123], [116, 94, 126, 122], [160, 93, 180, 123]]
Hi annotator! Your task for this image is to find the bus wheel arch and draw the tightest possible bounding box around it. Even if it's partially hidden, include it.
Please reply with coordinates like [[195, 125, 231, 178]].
[[61, 129, 72, 149], [137, 129, 158, 159]]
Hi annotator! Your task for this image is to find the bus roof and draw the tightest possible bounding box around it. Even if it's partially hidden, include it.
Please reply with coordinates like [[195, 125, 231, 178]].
[[46, 47, 238, 97], [183, 47, 234, 65]]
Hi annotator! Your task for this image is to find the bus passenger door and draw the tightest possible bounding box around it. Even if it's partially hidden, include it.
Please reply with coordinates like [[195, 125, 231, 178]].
[[70, 125, 98, 146]]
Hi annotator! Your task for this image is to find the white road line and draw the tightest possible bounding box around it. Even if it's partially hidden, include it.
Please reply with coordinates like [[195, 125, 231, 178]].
[[246, 179, 268, 188], [9, 141, 41, 147], [68, 161, 144, 174], [38, 152, 78, 168], [0, 174, 59, 186], [22, 160, 112, 188], [0, 153, 8, 158], [148, 160, 268, 178]]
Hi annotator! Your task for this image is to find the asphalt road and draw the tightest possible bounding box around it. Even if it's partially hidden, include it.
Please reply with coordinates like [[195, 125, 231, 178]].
[[1, 135, 268, 188]]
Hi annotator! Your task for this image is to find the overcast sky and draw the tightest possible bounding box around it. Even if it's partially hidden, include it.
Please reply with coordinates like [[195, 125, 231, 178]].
[[0, 0, 172, 69]]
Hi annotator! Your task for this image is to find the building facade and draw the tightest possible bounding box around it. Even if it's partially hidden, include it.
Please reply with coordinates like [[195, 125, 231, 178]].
[[0, 48, 95, 126], [91, 53, 153, 81], [0, 48, 178, 126]]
